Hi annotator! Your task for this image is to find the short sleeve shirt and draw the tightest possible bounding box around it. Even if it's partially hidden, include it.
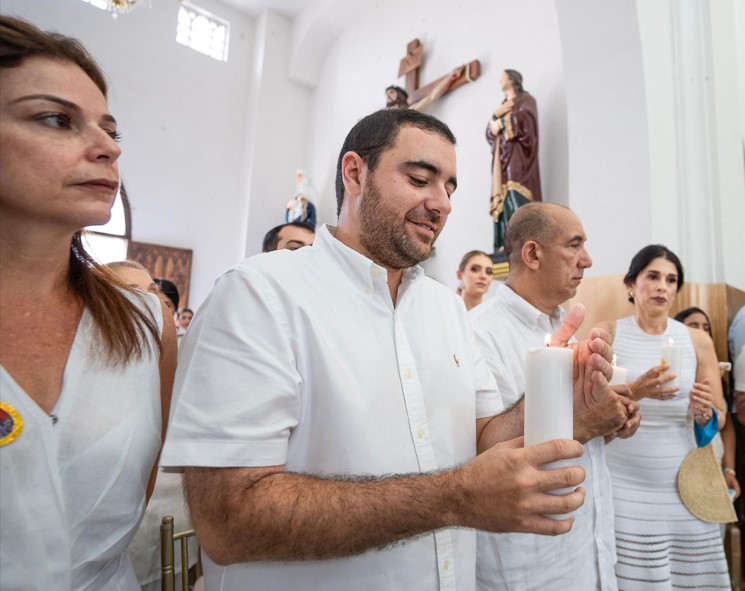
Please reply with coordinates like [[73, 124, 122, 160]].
[[161, 225, 503, 591]]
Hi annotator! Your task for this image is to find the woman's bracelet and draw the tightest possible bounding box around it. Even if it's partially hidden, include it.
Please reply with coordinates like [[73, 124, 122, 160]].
[[723, 467, 736, 477]]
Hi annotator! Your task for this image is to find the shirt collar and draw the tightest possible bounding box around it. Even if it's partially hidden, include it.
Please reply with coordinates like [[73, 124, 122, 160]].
[[496, 284, 565, 333], [314, 224, 425, 290]]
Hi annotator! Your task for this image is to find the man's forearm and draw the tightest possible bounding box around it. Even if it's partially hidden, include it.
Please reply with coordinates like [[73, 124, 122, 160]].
[[477, 396, 524, 452], [185, 466, 463, 565], [185, 436, 589, 566]]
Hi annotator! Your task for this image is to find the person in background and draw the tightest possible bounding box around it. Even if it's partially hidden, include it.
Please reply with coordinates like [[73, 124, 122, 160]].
[[107, 267, 195, 590], [472, 203, 640, 591], [0, 16, 176, 590], [734, 337, 745, 423], [731, 306, 745, 425], [178, 308, 193, 333], [675, 307, 711, 334], [107, 260, 158, 295], [675, 306, 740, 499], [596, 245, 727, 589], [154, 277, 179, 317], [262, 221, 315, 252], [456, 250, 494, 311]]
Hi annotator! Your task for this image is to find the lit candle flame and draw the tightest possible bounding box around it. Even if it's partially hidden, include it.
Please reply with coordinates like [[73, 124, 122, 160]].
[[544, 333, 551, 347], [612, 353, 617, 368], [668, 338, 675, 346]]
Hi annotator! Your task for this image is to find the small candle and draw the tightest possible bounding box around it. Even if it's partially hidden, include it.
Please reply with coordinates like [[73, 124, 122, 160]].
[[660, 338, 682, 390], [609, 354, 628, 386], [525, 335, 574, 517]]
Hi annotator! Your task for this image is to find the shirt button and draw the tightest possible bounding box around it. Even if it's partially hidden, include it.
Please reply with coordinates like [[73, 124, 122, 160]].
[[443, 560, 450, 571], [405, 370, 412, 379], [371, 268, 380, 277], [364, 287, 373, 295], [417, 428, 425, 439]]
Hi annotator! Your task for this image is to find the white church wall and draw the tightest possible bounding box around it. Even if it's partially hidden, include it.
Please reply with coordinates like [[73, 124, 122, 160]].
[[305, 0, 568, 289], [1, 0, 256, 307], [637, 0, 745, 292], [709, 0, 745, 291], [554, 0, 652, 278], [240, 9, 313, 258]]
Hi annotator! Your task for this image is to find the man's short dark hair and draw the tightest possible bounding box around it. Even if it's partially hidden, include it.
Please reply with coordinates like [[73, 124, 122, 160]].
[[154, 278, 180, 311], [334, 109, 457, 216], [262, 222, 315, 252]]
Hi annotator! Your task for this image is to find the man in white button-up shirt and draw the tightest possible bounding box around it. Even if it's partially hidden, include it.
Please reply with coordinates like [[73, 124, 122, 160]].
[[161, 110, 615, 591], [471, 203, 641, 591]]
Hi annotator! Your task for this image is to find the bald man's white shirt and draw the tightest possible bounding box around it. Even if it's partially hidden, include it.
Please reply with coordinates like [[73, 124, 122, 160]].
[[470, 284, 617, 591]]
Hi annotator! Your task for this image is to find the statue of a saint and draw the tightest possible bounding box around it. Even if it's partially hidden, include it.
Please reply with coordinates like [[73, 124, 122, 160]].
[[486, 69, 542, 253], [286, 169, 317, 228]]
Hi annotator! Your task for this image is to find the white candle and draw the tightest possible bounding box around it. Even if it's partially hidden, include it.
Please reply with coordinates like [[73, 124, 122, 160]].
[[525, 337, 574, 517], [609, 353, 628, 386], [525, 343, 573, 445], [660, 338, 682, 391]]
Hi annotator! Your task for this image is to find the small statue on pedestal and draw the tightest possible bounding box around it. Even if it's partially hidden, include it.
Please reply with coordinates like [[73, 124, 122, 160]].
[[286, 169, 317, 228]]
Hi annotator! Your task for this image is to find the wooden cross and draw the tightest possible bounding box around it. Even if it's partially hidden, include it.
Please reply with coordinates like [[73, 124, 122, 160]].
[[398, 39, 480, 105]]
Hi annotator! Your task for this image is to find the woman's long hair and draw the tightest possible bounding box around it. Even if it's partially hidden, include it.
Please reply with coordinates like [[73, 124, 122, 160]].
[[1, 16, 160, 364]]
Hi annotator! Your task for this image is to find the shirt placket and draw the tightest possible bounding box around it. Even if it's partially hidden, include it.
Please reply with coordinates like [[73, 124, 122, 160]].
[[393, 311, 456, 591], [590, 444, 616, 590]]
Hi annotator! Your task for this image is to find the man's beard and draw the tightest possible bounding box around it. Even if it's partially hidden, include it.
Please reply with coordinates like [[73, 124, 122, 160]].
[[358, 177, 440, 269]]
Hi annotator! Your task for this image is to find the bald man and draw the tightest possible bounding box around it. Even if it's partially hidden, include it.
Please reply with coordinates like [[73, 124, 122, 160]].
[[471, 203, 640, 591]]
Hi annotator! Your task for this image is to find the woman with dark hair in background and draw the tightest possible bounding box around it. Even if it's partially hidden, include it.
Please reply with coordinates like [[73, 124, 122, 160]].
[[0, 16, 176, 590], [154, 277, 179, 316], [456, 250, 494, 311], [675, 306, 712, 335], [675, 306, 740, 501], [595, 245, 727, 589]]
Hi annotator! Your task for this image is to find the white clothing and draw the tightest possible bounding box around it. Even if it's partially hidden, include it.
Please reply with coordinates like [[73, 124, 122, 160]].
[[127, 469, 196, 588], [605, 316, 729, 590], [734, 346, 745, 393], [729, 306, 745, 361], [0, 293, 163, 591], [469, 285, 617, 591], [161, 225, 503, 591]]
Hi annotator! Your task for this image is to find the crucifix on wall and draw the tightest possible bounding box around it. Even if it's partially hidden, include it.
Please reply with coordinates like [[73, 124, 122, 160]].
[[385, 38, 481, 112]]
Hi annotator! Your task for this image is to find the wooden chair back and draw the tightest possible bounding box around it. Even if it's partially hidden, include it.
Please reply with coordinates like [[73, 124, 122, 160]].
[[160, 515, 202, 591]]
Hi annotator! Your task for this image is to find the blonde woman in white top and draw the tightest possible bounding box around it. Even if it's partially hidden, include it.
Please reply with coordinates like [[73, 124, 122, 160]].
[[456, 250, 494, 311]]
